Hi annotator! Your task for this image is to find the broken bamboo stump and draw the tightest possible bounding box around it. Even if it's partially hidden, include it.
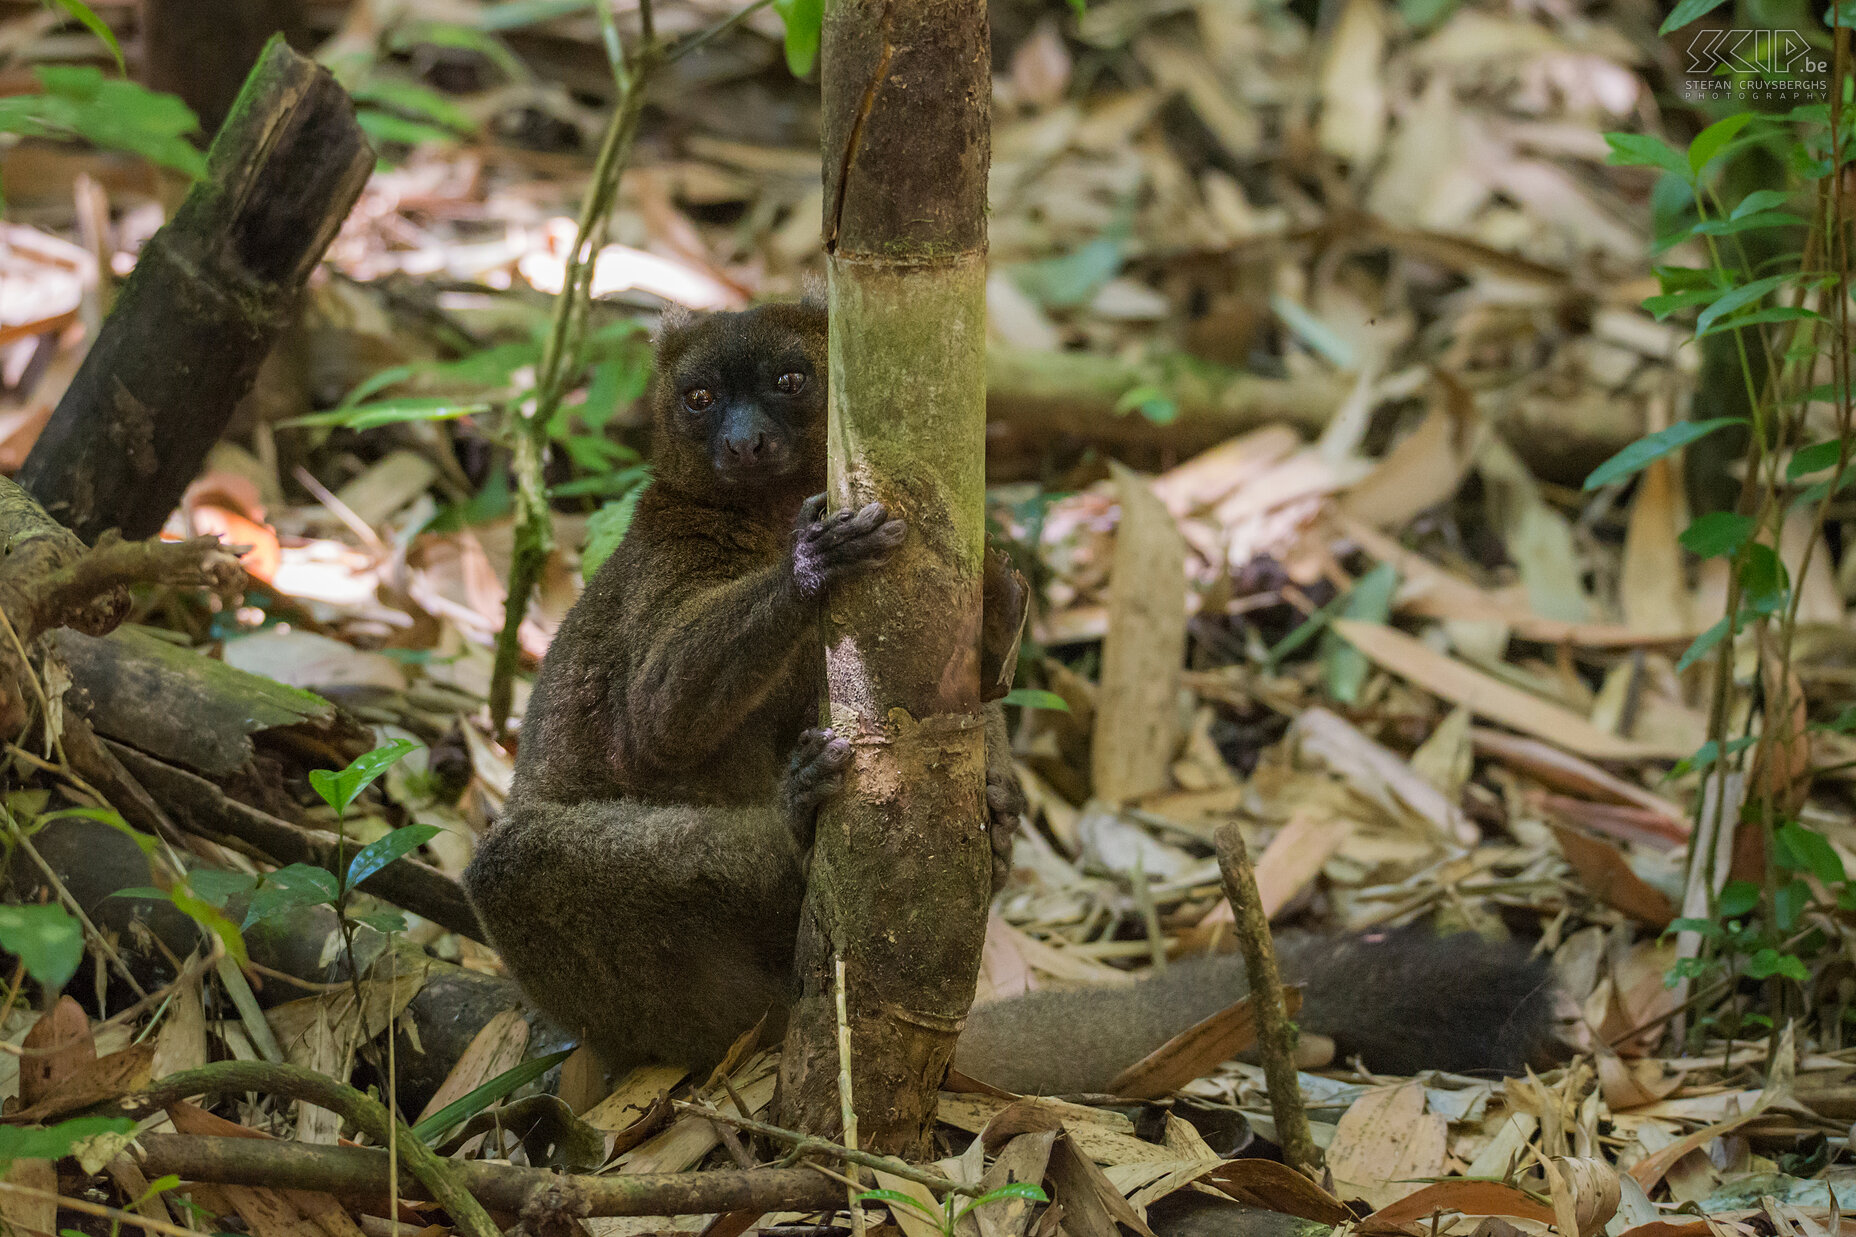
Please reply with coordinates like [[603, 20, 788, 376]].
[[18, 35, 371, 543]]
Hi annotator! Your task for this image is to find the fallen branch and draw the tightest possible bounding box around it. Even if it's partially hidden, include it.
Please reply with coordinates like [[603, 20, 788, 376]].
[[1212, 823, 1316, 1173], [108, 742, 485, 941], [121, 1062, 498, 1237], [0, 477, 243, 739], [674, 1102, 963, 1198], [134, 1134, 845, 1217]]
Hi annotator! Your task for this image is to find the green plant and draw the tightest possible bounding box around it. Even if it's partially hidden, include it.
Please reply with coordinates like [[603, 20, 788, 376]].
[[1599, 13, 1854, 1045], [856, 1182, 1050, 1237]]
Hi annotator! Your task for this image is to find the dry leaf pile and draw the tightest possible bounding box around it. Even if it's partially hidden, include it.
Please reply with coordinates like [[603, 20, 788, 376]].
[[4, 0, 1856, 1235]]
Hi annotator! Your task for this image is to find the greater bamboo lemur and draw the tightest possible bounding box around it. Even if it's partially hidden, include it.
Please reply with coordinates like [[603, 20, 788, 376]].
[[464, 300, 1556, 1089]]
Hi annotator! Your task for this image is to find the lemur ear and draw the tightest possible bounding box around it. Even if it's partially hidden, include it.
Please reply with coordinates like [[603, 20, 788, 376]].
[[654, 303, 697, 345], [799, 275, 827, 312]]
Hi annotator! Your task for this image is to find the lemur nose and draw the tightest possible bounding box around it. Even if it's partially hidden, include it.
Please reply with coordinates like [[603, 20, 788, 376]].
[[729, 433, 767, 461]]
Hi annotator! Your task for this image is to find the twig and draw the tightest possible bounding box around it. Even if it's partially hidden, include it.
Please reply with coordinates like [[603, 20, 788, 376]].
[[672, 1102, 971, 1198], [1212, 823, 1317, 1173], [665, 0, 776, 63], [124, 1061, 500, 1237], [135, 1132, 846, 1216], [489, 0, 661, 736], [835, 954, 866, 1237], [0, 1180, 201, 1237]]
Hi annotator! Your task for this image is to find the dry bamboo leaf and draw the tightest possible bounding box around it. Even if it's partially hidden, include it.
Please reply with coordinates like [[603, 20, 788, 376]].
[[1362, 1179, 1557, 1230], [1317, 0, 1388, 163], [415, 1007, 529, 1127], [1194, 813, 1349, 945], [1595, 1048, 1682, 1111], [150, 977, 208, 1081], [1547, 823, 1677, 928], [1341, 378, 1481, 528], [1780, 506, 1845, 626], [1471, 729, 1686, 827], [1151, 426, 1302, 517], [1106, 989, 1304, 1100], [1199, 1159, 1353, 1225], [1337, 515, 1697, 645], [1619, 457, 1692, 637], [871, 1170, 945, 1237], [1325, 1082, 1448, 1209], [1410, 704, 1474, 798], [582, 1063, 691, 1133], [288, 1005, 343, 1146], [1046, 1131, 1158, 1237], [1480, 437, 1587, 623], [1292, 707, 1478, 845], [1330, 620, 1682, 759], [1542, 1155, 1621, 1237], [1094, 462, 1188, 803], [618, 1069, 776, 1174], [977, 1130, 1059, 1237]]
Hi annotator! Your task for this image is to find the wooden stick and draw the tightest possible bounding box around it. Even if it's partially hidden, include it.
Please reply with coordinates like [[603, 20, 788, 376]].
[[135, 1134, 845, 1217], [1212, 823, 1317, 1172]]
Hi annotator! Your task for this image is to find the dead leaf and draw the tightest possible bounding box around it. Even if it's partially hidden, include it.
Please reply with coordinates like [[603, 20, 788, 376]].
[[1325, 1082, 1447, 1209], [17, 996, 93, 1110], [1363, 1178, 1556, 1230], [1331, 620, 1683, 759], [1547, 823, 1677, 928], [6, 1042, 153, 1123], [1094, 463, 1188, 803], [1106, 989, 1303, 1100]]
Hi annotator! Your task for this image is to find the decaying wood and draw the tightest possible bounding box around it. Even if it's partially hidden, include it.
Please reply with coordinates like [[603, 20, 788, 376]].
[[141, 0, 306, 135], [53, 625, 369, 778], [18, 37, 372, 543], [780, 0, 994, 1154], [135, 1134, 845, 1217], [1092, 463, 1187, 804]]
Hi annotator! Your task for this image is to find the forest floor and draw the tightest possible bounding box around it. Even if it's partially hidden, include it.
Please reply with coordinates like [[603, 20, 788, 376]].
[[2, 0, 1854, 1235]]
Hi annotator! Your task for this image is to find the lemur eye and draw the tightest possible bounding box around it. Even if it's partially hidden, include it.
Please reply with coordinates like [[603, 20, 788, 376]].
[[683, 387, 715, 412], [775, 372, 806, 395]]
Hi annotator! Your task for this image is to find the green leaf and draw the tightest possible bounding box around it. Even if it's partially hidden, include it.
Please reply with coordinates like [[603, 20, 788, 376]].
[[0, 904, 83, 990], [582, 485, 648, 580], [1692, 211, 1807, 236], [854, 1190, 943, 1221], [242, 864, 339, 928], [1604, 132, 1690, 177], [1688, 113, 1755, 175], [1777, 823, 1847, 884], [356, 108, 462, 150], [1009, 236, 1126, 310], [388, 21, 528, 81], [283, 398, 492, 431], [1642, 288, 1721, 320], [47, 0, 123, 72], [412, 1048, 578, 1143], [1679, 511, 1755, 558], [1732, 189, 1794, 218], [1323, 563, 1399, 704], [1675, 613, 1733, 674], [1748, 947, 1809, 982], [346, 824, 442, 891], [1668, 735, 1756, 777], [1583, 417, 1746, 490], [772, 0, 824, 76], [1719, 879, 1761, 917], [354, 909, 408, 934], [350, 77, 477, 135], [1774, 879, 1811, 931], [0, 1117, 135, 1171], [1694, 274, 1798, 337], [1738, 542, 1789, 613], [1787, 439, 1844, 479], [18, 66, 205, 181], [166, 887, 248, 967], [1694, 305, 1823, 340], [187, 869, 258, 909], [1114, 383, 1178, 425], [1660, 0, 1731, 33], [1664, 916, 1724, 938], [1002, 688, 1070, 712], [308, 740, 421, 815], [1813, 705, 1856, 734]]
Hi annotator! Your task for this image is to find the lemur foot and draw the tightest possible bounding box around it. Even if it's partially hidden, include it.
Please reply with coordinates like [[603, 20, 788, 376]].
[[986, 766, 1023, 892]]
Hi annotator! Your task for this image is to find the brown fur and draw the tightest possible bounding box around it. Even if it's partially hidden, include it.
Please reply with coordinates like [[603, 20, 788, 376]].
[[465, 302, 1014, 1074]]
